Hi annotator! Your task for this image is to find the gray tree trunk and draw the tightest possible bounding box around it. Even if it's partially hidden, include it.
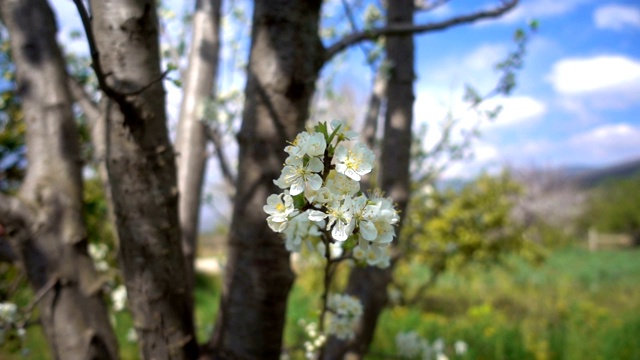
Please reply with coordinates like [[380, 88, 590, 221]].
[[206, 1, 324, 358], [0, 0, 119, 358], [362, 70, 387, 151], [88, 0, 198, 358], [175, 0, 222, 284], [323, 0, 415, 358]]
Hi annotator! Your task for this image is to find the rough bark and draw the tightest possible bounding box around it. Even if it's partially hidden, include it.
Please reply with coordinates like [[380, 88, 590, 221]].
[[175, 0, 222, 284], [206, 1, 324, 358], [361, 70, 387, 151], [88, 0, 198, 358], [0, 0, 119, 358], [323, 1, 415, 358]]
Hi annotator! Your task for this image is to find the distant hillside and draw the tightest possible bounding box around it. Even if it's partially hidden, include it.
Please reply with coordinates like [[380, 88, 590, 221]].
[[571, 157, 640, 188], [435, 157, 640, 191]]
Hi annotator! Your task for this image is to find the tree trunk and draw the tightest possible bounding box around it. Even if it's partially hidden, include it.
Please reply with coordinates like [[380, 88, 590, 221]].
[[206, 1, 324, 358], [362, 69, 387, 151], [88, 0, 198, 358], [323, 1, 415, 358], [0, 0, 119, 358], [175, 0, 222, 284]]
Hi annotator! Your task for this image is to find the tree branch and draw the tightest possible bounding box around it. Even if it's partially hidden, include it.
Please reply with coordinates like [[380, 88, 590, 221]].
[[204, 123, 237, 191], [339, 0, 377, 72], [72, 0, 172, 98], [324, 0, 518, 62], [67, 75, 101, 126], [71, 0, 113, 97]]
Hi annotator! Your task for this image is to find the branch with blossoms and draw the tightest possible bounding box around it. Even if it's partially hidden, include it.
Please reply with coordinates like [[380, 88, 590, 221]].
[[264, 121, 400, 353]]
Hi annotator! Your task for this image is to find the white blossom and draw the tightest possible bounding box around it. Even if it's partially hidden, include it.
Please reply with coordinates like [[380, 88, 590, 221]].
[[396, 331, 429, 358], [266, 121, 399, 266], [432, 338, 445, 354], [327, 294, 363, 341], [282, 211, 322, 252], [325, 171, 360, 199], [304, 186, 334, 204], [126, 328, 138, 343], [351, 195, 378, 241], [454, 340, 468, 356], [111, 285, 127, 312], [334, 143, 374, 181], [264, 192, 298, 232], [324, 198, 355, 241], [88, 243, 109, 272], [274, 157, 323, 195], [328, 120, 358, 141], [285, 131, 326, 158], [0, 302, 17, 323]]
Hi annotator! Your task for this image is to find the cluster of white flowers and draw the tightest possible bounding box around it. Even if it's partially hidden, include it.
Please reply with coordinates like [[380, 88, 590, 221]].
[[327, 293, 363, 341], [396, 331, 429, 358], [0, 302, 17, 323], [0, 302, 25, 348], [396, 332, 467, 360], [264, 121, 399, 267], [110, 284, 127, 312], [297, 319, 326, 359], [88, 243, 109, 272]]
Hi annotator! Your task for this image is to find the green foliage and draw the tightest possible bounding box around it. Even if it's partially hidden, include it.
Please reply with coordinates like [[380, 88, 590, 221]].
[[581, 174, 640, 235], [0, 35, 24, 193], [400, 172, 543, 298], [494, 20, 539, 96], [369, 247, 640, 360], [83, 177, 117, 250]]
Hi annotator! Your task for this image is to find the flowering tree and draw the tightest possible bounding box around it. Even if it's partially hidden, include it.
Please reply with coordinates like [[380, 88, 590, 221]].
[[264, 121, 399, 356], [0, 0, 521, 358]]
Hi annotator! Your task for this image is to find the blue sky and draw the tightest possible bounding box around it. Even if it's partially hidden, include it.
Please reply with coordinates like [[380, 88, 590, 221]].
[[51, 0, 640, 177], [49, 0, 640, 227], [325, 0, 640, 178]]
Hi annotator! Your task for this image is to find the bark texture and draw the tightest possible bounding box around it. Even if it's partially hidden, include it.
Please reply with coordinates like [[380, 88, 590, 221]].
[[323, 0, 415, 358], [175, 0, 222, 283], [0, 0, 119, 358], [361, 70, 387, 151], [207, 1, 324, 358], [88, 0, 198, 358]]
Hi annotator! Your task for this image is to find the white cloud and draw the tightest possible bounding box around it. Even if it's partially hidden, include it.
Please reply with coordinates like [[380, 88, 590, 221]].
[[556, 97, 600, 125], [441, 141, 501, 179], [569, 123, 640, 145], [482, 96, 546, 127], [548, 55, 640, 94], [463, 44, 508, 71], [567, 123, 640, 161], [594, 4, 640, 31]]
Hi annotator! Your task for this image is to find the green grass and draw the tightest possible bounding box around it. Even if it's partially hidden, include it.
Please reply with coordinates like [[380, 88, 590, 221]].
[[362, 246, 640, 359], [4, 246, 640, 359]]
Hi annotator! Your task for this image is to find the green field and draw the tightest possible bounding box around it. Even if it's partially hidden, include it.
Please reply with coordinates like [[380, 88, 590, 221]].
[[284, 246, 640, 359], [3, 246, 640, 359]]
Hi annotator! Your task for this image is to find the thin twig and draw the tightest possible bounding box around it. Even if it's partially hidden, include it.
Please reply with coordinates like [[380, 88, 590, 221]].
[[71, 0, 113, 97], [66, 75, 100, 124], [123, 68, 172, 96], [339, 0, 378, 72], [204, 123, 237, 189], [318, 233, 332, 334], [324, 0, 518, 62], [17, 277, 59, 329], [71, 0, 173, 98]]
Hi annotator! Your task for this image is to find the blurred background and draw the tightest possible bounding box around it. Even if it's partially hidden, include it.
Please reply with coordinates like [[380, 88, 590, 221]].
[[1, 0, 639, 358]]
